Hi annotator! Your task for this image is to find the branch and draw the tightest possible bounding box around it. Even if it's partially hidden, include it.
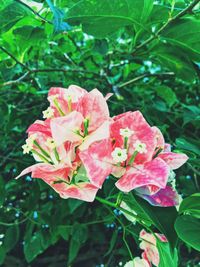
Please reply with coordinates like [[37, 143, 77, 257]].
[[14, 0, 52, 24], [0, 68, 103, 87], [118, 72, 174, 88], [0, 46, 30, 71], [132, 0, 200, 54]]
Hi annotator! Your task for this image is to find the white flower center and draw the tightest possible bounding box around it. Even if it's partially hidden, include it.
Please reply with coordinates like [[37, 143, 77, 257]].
[[42, 107, 54, 119], [120, 127, 134, 138], [134, 140, 147, 154], [111, 147, 127, 163]]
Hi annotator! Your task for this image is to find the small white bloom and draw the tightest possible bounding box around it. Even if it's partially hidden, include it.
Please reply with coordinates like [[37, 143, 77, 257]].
[[111, 147, 127, 163], [25, 134, 37, 146], [120, 127, 134, 138], [0, 241, 2, 246], [42, 107, 54, 119], [134, 140, 147, 154], [0, 234, 4, 239], [45, 138, 56, 149], [22, 143, 33, 154]]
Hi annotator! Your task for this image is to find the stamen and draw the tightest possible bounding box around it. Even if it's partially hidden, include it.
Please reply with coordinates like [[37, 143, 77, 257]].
[[67, 95, 72, 112], [83, 118, 89, 136], [128, 151, 138, 166], [53, 99, 65, 116], [31, 149, 52, 164], [34, 140, 51, 159]]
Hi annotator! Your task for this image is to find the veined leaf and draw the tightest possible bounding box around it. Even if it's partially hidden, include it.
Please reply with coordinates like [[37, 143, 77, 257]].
[[65, 0, 153, 38], [175, 215, 200, 252], [162, 17, 200, 58]]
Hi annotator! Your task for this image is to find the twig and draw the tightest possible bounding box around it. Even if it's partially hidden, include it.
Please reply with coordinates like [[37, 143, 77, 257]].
[[0, 72, 30, 87], [0, 68, 103, 87], [0, 46, 30, 71], [118, 72, 174, 88], [14, 0, 52, 24], [132, 0, 200, 54]]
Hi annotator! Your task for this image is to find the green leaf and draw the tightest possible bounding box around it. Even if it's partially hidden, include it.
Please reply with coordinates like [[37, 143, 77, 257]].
[[104, 229, 118, 257], [155, 86, 177, 107], [175, 215, 200, 252], [66, 0, 153, 38], [4, 225, 19, 253], [0, 2, 28, 33], [175, 138, 200, 156], [133, 194, 178, 248], [157, 241, 178, 267], [68, 224, 88, 264], [74, 165, 89, 183], [68, 199, 84, 213], [0, 246, 6, 265], [179, 193, 200, 218], [151, 43, 197, 81], [162, 17, 200, 59], [0, 176, 5, 206], [24, 231, 45, 263], [57, 225, 71, 240]]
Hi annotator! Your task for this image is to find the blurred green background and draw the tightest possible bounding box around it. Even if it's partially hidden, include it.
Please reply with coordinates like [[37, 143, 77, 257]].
[[0, 0, 200, 266]]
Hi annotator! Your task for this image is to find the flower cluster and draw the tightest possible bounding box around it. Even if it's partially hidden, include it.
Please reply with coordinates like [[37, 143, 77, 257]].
[[124, 229, 167, 267], [16, 85, 188, 205]]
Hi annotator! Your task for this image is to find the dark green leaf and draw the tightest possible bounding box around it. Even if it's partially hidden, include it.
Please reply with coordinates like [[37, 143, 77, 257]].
[[155, 86, 177, 107], [66, 0, 153, 38], [179, 193, 200, 218], [133, 194, 178, 248], [24, 232, 45, 263], [4, 225, 19, 253], [57, 225, 71, 240], [0, 2, 28, 33], [175, 215, 200, 252]]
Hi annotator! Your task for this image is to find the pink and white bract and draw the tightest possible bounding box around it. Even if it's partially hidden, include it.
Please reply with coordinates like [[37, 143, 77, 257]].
[[16, 85, 188, 204]]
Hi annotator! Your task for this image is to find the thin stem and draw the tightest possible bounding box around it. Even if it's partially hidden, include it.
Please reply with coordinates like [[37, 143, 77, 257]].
[[15, 0, 52, 24], [118, 72, 174, 88], [0, 46, 30, 71], [132, 0, 200, 54]]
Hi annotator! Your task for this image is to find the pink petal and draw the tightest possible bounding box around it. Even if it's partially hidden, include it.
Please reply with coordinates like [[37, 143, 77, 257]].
[[79, 139, 113, 188], [27, 120, 52, 137], [52, 182, 99, 202], [15, 163, 47, 179], [158, 152, 188, 170], [50, 111, 83, 146], [79, 120, 110, 151], [140, 186, 179, 207], [151, 126, 165, 149], [115, 158, 170, 193], [48, 85, 87, 115], [164, 143, 171, 152], [135, 184, 161, 196], [77, 89, 110, 132], [140, 230, 167, 267], [111, 111, 157, 163]]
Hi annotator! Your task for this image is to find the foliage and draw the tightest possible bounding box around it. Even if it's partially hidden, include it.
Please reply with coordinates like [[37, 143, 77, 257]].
[[0, 0, 200, 266]]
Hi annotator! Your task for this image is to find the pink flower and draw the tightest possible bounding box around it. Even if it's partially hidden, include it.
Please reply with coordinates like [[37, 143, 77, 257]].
[[152, 126, 188, 170], [110, 111, 170, 194], [139, 229, 167, 267], [124, 258, 150, 267], [17, 85, 112, 201], [15, 163, 99, 202]]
